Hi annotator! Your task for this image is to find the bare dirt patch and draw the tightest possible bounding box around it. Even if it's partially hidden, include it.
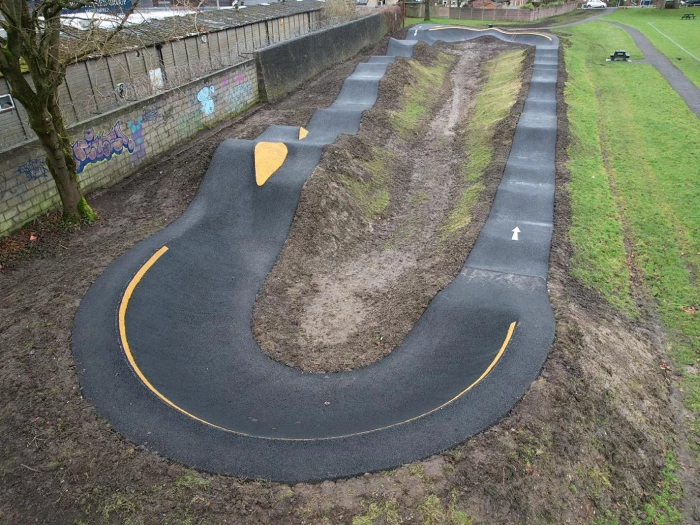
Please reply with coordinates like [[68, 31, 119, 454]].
[[253, 40, 530, 373], [0, 35, 680, 524]]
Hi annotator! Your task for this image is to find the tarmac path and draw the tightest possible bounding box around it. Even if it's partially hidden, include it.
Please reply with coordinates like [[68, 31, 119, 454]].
[[609, 21, 700, 119], [73, 27, 558, 482]]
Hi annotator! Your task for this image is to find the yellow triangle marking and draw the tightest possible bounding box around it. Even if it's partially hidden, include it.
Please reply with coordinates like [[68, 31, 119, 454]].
[[255, 142, 288, 186], [299, 127, 309, 140]]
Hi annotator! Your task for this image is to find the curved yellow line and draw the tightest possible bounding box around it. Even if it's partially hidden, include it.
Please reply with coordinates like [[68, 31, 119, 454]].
[[119, 246, 518, 441], [427, 25, 553, 41]]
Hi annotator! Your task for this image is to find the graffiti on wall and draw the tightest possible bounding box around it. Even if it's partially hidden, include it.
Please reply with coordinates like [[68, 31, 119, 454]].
[[1, 158, 49, 203], [197, 86, 216, 116], [141, 104, 165, 124], [72, 122, 135, 174], [127, 118, 146, 168], [227, 81, 253, 115], [177, 113, 202, 138], [17, 158, 50, 181]]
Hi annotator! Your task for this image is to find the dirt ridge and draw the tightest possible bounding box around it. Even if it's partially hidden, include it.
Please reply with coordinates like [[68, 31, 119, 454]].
[[253, 40, 532, 373]]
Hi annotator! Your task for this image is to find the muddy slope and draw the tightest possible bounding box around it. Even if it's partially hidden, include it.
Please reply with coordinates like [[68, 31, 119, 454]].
[[253, 40, 531, 373]]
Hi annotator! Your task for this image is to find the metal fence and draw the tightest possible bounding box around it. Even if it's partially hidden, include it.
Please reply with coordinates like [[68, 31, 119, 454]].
[[0, 9, 363, 151]]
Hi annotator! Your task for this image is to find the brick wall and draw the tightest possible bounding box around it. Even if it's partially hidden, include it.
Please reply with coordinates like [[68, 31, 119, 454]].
[[0, 10, 321, 151], [0, 60, 258, 236]]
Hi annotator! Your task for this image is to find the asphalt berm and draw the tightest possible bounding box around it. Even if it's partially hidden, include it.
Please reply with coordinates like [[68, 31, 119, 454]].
[[0, 31, 677, 524], [254, 39, 528, 373], [71, 26, 559, 482]]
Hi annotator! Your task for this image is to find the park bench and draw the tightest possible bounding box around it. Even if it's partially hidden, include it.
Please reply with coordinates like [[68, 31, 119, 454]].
[[681, 13, 695, 20], [609, 50, 630, 61]]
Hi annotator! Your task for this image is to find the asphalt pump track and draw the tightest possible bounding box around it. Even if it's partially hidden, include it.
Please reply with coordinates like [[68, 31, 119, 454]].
[[73, 26, 559, 482]]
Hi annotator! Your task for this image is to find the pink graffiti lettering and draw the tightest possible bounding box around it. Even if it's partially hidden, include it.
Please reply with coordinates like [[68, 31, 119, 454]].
[[72, 121, 136, 174]]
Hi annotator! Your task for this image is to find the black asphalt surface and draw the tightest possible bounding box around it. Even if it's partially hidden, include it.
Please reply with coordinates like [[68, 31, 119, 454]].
[[609, 21, 700, 120], [72, 27, 558, 482]]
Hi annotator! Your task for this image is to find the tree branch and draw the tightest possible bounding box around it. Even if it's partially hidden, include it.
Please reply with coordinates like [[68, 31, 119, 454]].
[[60, 0, 141, 66]]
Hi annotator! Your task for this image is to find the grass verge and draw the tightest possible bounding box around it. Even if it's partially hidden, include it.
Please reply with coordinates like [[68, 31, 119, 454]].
[[561, 21, 638, 314], [391, 52, 455, 138], [342, 149, 394, 220], [406, 16, 519, 27], [560, 19, 700, 521], [406, 8, 600, 29], [342, 51, 455, 222], [442, 49, 525, 237], [604, 8, 700, 89]]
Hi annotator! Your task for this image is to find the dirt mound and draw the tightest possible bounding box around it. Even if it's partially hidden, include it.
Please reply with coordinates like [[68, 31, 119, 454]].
[[253, 41, 531, 373]]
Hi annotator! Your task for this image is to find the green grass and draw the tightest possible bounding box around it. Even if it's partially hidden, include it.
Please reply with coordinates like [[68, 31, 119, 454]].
[[406, 16, 520, 27], [561, 19, 699, 522], [442, 49, 525, 236], [342, 149, 394, 220], [418, 493, 473, 525], [174, 473, 211, 491], [634, 450, 684, 525], [605, 8, 700, 89], [533, 7, 610, 26], [343, 53, 454, 223], [406, 8, 601, 28], [392, 52, 455, 138], [351, 498, 401, 525], [560, 22, 639, 313], [594, 450, 685, 525]]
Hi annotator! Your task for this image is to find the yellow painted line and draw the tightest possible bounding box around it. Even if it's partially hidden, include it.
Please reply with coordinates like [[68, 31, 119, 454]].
[[254, 141, 288, 186], [427, 25, 552, 41], [120, 249, 517, 441], [299, 127, 309, 140]]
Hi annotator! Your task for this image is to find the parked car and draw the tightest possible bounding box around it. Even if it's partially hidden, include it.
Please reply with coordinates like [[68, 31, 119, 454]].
[[687, 0, 700, 6], [583, 0, 607, 7]]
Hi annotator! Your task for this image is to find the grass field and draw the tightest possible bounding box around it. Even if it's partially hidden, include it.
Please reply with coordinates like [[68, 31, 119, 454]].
[[406, 16, 520, 27], [560, 19, 700, 522], [605, 8, 700, 88], [405, 7, 602, 28]]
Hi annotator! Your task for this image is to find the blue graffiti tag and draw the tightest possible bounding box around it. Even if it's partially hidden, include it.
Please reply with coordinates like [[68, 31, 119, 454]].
[[16, 158, 50, 181], [197, 86, 216, 116], [227, 82, 252, 114], [141, 105, 164, 123]]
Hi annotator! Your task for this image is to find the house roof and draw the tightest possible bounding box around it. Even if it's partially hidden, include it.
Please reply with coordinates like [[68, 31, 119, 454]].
[[59, 1, 323, 58]]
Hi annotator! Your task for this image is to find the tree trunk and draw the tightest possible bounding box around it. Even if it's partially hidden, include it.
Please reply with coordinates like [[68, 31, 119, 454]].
[[424, 0, 430, 20], [25, 99, 93, 221]]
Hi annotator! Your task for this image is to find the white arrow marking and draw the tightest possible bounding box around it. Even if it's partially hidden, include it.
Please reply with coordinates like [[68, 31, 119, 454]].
[[414, 29, 418, 36], [511, 226, 520, 241]]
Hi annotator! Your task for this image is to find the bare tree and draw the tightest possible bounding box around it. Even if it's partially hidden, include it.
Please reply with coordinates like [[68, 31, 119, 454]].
[[0, 0, 137, 221]]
